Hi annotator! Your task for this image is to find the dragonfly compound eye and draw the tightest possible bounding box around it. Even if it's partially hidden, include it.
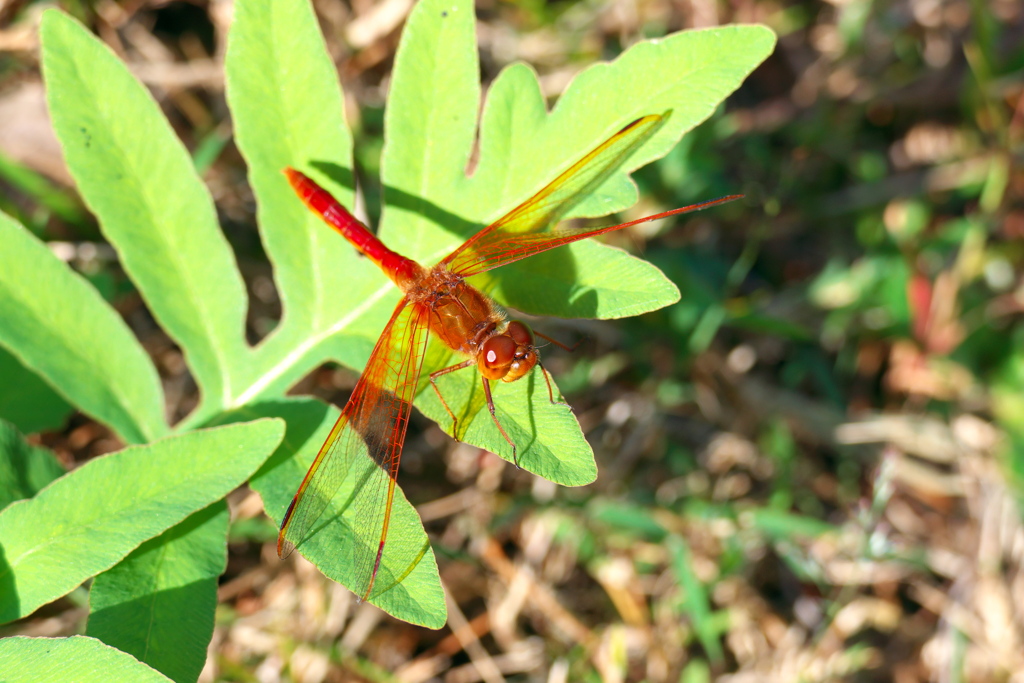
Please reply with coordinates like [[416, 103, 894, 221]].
[[480, 335, 517, 380], [506, 320, 534, 347]]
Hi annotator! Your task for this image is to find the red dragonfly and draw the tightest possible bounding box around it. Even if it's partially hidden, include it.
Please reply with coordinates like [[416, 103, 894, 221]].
[[278, 110, 739, 602]]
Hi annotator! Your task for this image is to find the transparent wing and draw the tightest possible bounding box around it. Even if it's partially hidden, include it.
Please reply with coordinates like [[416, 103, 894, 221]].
[[442, 111, 736, 277], [278, 297, 431, 602]]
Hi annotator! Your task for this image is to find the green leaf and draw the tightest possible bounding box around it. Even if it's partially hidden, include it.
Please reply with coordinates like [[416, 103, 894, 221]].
[[0, 346, 73, 435], [150, 0, 403, 418], [472, 240, 681, 319], [0, 419, 65, 510], [214, 398, 446, 628], [87, 502, 229, 683], [668, 535, 723, 663], [211, 0, 769, 467], [0, 211, 166, 444], [0, 418, 284, 624], [0, 636, 173, 683], [41, 10, 250, 414]]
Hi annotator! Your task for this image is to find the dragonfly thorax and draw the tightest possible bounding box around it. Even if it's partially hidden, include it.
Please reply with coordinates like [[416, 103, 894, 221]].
[[416, 266, 505, 356]]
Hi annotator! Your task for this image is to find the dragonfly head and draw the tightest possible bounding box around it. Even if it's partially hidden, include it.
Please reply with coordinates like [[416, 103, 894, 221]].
[[479, 320, 538, 382]]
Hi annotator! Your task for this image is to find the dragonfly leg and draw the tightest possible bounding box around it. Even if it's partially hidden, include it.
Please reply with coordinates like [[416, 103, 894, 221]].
[[535, 330, 575, 408], [430, 359, 475, 440], [538, 361, 571, 409], [482, 377, 519, 468]]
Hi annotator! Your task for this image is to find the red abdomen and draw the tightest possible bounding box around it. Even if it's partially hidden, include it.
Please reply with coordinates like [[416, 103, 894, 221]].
[[284, 168, 422, 289]]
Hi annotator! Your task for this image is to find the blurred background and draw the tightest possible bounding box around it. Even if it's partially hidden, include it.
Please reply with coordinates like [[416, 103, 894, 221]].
[[2, 0, 1024, 680]]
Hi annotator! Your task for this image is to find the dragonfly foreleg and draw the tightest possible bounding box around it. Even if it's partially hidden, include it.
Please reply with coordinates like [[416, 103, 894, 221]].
[[481, 377, 519, 469], [429, 358, 475, 440], [538, 362, 571, 409]]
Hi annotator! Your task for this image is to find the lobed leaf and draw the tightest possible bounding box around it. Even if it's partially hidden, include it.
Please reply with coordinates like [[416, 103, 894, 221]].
[[215, 0, 773, 485]]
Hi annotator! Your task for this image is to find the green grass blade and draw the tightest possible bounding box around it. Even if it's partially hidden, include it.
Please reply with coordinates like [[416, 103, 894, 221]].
[[590, 500, 669, 540], [747, 508, 840, 540], [87, 502, 230, 683], [40, 9, 250, 413], [0, 150, 87, 226], [215, 398, 446, 628], [0, 211, 166, 444], [0, 418, 284, 623], [0, 636, 173, 682], [668, 534, 724, 663], [0, 419, 65, 510]]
